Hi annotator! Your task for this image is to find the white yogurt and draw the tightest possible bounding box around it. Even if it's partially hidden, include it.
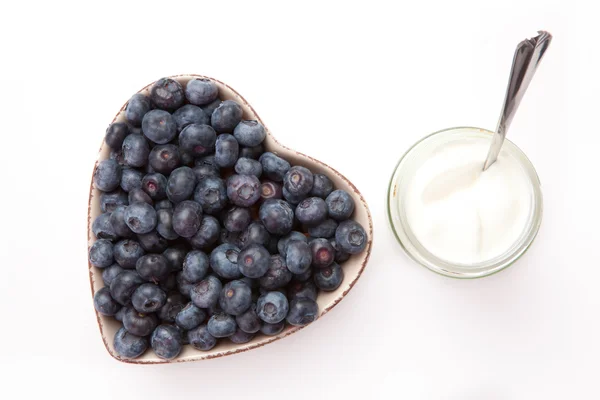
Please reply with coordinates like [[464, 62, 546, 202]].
[[403, 136, 532, 265]]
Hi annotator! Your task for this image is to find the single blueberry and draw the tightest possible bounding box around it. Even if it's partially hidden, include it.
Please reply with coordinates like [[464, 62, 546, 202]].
[[122, 134, 150, 168], [219, 280, 252, 316], [156, 209, 179, 240], [179, 124, 216, 156], [128, 187, 153, 205], [211, 100, 243, 133], [142, 172, 168, 200], [285, 240, 312, 274], [175, 302, 206, 330], [335, 220, 368, 254], [239, 143, 264, 160], [154, 199, 174, 211], [226, 174, 261, 207], [105, 122, 130, 150], [260, 321, 285, 336], [210, 243, 241, 279], [295, 197, 328, 226], [110, 270, 144, 305], [237, 222, 270, 249], [151, 325, 182, 360], [259, 255, 292, 290], [137, 230, 169, 253], [132, 283, 167, 313], [326, 190, 355, 221], [124, 202, 157, 234], [89, 239, 114, 268], [207, 313, 237, 338], [120, 167, 144, 192], [233, 120, 266, 147], [190, 275, 222, 308], [308, 218, 338, 238], [123, 307, 158, 336], [286, 297, 318, 326], [187, 324, 217, 351], [172, 105, 209, 132], [188, 215, 221, 250], [94, 287, 121, 316], [237, 244, 270, 278], [125, 93, 152, 127], [278, 231, 308, 257], [259, 199, 294, 235], [92, 212, 118, 241], [259, 152, 290, 182], [214, 133, 239, 168], [282, 186, 305, 205], [109, 206, 134, 238], [150, 78, 185, 111], [114, 326, 148, 359], [314, 262, 344, 291], [163, 245, 187, 271], [114, 306, 127, 322], [182, 250, 209, 283], [223, 207, 252, 233], [177, 270, 194, 297], [256, 291, 289, 324], [166, 166, 196, 203], [235, 304, 261, 334], [283, 166, 313, 198], [94, 159, 122, 192], [172, 200, 203, 237], [234, 157, 263, 178], [101, 189, 128, 213], [136, 254, 170, 282], [113, 239, 145, 268], [157, 292, 186, 323], [193, 176, 228, 215], [260, 180, 283, 202], [185, 78, 219, 106], [142, 109, 177, 144], [310, 238, 335, 268], [149, 144, 181, 175], [287, 280, 318, 301], [310, 173, 334, 199], [102, 264, 124, 287], [229, 329, 255, 344]]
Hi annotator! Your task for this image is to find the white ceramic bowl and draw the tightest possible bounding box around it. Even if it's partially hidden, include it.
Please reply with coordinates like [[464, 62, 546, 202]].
[[87, 74, 373, 363]]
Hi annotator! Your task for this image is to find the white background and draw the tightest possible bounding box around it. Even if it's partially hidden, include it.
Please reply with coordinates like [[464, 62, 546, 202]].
[[0, 0, 597, 399]]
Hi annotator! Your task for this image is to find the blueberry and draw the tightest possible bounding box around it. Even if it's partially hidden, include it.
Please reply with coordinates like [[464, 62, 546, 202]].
[[310, 174, 334, 199], [188, 215, 221, 250], [308, 218, 338, 238], [229, 329, 255, 344], [219, 280, 252, 315], [89, 239, 114, 268], [185, 78, 219, 106], [314, 262, 344, 291], [190, 275, 222, 308], [330, 238, 350, 263], [238, 222, 270, 249], [282, 186, 305, 205], [234, 157, 263, 178], [122, 134, 150, 168], [172, 105, 209, 132], [295, 197, 328, 226], [136, 254, 170, 282], [132, 283, 167, 313], [125, 94, 152, 127], [223, 207, 252, 232], [114, 306, 127, 322], [260, 181, 283, 202], [211, 100, 243, 133], [123, 307, 158, 336], [92, 212, 118, 241], [182, 250, 209, 283], [259, 152, 290, 182], [226, 174, 261, 207], [285, 240, 312, 274], [149, 144, 181, 175], [101, 189, 128, 213], [141, 109, 177, 144], [154, 199, 173, 211], [193, 164, 219, 181], [256, 291, 289, 324], [120, 167, 144, 192], [210, 243, 241, 279], [151, 325, 182, 359], [326, 190, 355, 221], [94, 287, 121, 316], [239, 143, 264, 160], [137, 230, 169, 253], [287, 280, 317, 301], [114, 327, 148, 359], [260, 321, 285, 336], [277, 231, 308, 257], [335, 220, 367, 254], [237, 244, 270, 278], [142, 172, 168, 200], [109, 206, 134, 238], [193, 176, 228, 215], [310, 238, 335, 268], [128, 187, 153, 205], [124, 202, 157, 234], [259, 255, 292, 290], [200, 98, 221, 117], [156, 209, 179, 240], [283, 166, 313, 199], [292, 268, 312, 282], [94, 159, 122, 192], [235, 304, 261, 334], [105, 122, 130, 150], [163, 245, 187, 271], [175, 302, 206, 330], [102, 264, 124, 287], [113, 239, 145, 268], [157, 292, 186, 323], [179, 124, 216, 156], [214, 133, 239, 168], [110, 149, 126, 165], [233, 120, 266, 147], [172, 200, 203, 237], [207, 313, 237, 338], [187, 324, 217, 351], [166, 166, 196, 203], [176, 270, 194, 297], [150, 78, 184, 111], [110, 270, 144, 305], [259, 199, 294, 235], [286, 297, 318, 326]]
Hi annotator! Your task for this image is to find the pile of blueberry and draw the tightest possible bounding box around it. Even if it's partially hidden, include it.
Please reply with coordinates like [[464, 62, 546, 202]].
[[90, 77, 368, 360]]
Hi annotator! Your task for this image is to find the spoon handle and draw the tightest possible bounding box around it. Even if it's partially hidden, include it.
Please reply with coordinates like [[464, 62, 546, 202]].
[[483, 31, 552, 171]]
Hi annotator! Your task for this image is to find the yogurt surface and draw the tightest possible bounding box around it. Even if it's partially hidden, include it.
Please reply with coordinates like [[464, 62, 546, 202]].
[[402, 136, 533, 265]]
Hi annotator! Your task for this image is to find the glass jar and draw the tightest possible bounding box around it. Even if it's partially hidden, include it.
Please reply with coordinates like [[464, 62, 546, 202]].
[[387, 127, 543, 278]]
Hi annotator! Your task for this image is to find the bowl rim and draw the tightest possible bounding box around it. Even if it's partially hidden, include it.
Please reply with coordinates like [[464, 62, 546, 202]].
[[87, 74, 374, 364]]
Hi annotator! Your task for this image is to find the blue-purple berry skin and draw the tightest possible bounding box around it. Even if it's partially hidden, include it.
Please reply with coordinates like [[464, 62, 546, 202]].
[[185, 78, 219, 106], [259, 152, 290, 182], [125, 94, 152, 127], [233, 120, 266, 147], [259, 199, 294, 236], [335, 220, 368, 254], [94, 159, 122, 192], [142, 109, 177, 144], [211, 100, 243, 133], [172, 105, 209, 132], [214, 134, 239, 168], [227, 174, 261, 207], [150, 78, 185, 111], [325, 190, 355, 221], [295, 197, 328, 226], [151, 324, 183, 360]]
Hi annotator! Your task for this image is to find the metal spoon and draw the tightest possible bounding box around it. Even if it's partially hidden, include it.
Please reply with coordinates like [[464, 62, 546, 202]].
[[482, 30, 552, 171]]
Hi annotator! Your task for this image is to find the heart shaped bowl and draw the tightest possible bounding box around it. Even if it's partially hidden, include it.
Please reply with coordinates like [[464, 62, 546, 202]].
[[87, 74, 373, 364]]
